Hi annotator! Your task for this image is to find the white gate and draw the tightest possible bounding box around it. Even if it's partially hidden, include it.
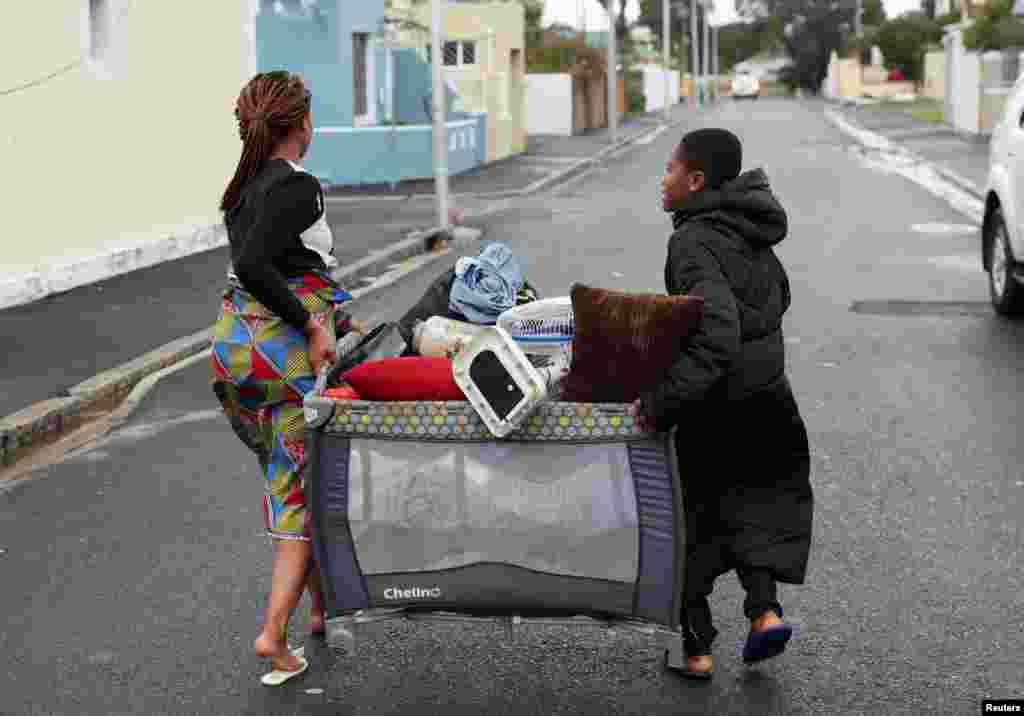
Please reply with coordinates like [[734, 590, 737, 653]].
[[943, 28, 981, 135]]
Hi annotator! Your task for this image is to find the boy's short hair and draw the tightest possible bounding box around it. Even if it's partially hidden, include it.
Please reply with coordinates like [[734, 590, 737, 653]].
[[676, 128, 742, 190]]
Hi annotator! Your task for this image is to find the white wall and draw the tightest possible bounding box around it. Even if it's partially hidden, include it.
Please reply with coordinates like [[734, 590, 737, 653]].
[[1, 1, 251, 308], [525, 73, 573, 136], [641, 67, 680, 112], [944, 28, 981, 135], [923, 50, 946, 101], [956, 52, 981, 134]]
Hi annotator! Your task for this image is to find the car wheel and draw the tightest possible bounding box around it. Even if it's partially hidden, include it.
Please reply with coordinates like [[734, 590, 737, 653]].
[[986, 208, 1024, 316]]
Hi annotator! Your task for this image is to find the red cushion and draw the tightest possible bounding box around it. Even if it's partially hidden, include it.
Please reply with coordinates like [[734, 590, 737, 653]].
[[342, 357, 466, 402], [323, 385, 361, 400]]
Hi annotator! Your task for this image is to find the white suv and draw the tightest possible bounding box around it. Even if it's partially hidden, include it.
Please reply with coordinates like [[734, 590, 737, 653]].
[[982, 76, 1024, 316], [731, 70, 760, 100]]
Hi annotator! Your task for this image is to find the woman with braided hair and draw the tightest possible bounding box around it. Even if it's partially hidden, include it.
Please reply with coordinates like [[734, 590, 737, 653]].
[[210, 71, 366, 685]]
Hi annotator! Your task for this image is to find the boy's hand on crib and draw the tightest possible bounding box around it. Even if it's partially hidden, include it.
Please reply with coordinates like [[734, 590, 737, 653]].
[[629, 400, 654, 433]]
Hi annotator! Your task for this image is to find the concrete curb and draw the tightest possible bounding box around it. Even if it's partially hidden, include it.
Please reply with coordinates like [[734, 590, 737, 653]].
[[1, 327, 214, 469], [107, 350, 215, 430], [932, 164, 986, 201], [824, 104, 987, 201], [0, 112, 685, 473]]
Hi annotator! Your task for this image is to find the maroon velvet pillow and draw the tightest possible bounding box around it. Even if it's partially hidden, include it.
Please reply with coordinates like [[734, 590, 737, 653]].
[[560, 283, 705, 403], [342, 357, 466, 402]]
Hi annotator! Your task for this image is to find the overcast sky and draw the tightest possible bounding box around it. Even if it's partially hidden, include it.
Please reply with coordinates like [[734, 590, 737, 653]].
[[542, 0, 922, 30]]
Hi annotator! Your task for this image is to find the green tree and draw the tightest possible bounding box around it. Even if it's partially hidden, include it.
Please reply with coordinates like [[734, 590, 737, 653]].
[[871, 13, 942, 80], [636, 0, 689, 51], [595, 0, 633, 56], [715, 18, 786, 70], [739, 0, 857, 92], [522, 0, 545, 48], [963, 0, 1024, 50], [862, 0, 886, 27]]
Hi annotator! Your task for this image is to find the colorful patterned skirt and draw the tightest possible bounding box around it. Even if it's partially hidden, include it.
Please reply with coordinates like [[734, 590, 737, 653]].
[[210, 273, 352, 542]]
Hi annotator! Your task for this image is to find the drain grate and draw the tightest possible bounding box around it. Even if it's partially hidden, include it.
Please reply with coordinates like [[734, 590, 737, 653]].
[[850, 300, 993, 317]]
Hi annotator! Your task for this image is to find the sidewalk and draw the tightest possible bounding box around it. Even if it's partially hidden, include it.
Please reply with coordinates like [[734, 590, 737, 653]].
[[326, 109, 683, 199], [832, 100, 989, 197], [0, 104, 694, 468]]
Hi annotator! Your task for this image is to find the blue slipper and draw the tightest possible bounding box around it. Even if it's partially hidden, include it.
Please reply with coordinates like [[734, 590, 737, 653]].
[[742, 624, 793, 664]]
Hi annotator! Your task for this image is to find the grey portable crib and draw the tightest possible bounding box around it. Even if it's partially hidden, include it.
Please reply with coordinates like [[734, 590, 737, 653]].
[[303, 385, 690, 668]]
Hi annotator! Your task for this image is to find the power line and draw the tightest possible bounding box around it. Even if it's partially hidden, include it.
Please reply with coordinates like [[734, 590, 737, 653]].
[[1, 59, 83, 98]]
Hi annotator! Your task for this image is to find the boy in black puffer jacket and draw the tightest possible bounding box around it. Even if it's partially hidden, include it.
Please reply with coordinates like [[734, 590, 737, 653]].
[[634, 128, 814, 680]]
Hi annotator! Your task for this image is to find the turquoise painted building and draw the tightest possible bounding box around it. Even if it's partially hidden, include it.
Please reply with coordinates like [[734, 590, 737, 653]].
[[255, 0, 487, 187]]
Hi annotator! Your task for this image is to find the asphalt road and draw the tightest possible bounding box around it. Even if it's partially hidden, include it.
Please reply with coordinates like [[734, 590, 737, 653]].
[[3, 98, 1023, 715]]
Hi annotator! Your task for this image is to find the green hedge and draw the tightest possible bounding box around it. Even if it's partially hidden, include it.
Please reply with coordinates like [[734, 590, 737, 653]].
[[526, 47, 608, 74], [625, 69, 645, 114]]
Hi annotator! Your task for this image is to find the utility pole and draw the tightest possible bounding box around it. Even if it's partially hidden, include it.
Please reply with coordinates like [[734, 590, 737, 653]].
[[690, 0, 698, 107], [855, 0, 864, 37], [712, 22, 718, 101], [702, 1, 710, 103], [607, 1, 618, 143], [663, 0, 671, 122], [430, 0, 450, 233]]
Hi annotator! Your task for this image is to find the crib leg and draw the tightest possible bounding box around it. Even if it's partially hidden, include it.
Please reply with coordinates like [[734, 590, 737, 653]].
[[503, 615, 521, 641], [663, 629, 686, 671]]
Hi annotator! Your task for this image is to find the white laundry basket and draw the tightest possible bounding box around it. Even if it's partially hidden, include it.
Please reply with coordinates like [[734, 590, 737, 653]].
[[497, 297, 575, 358]]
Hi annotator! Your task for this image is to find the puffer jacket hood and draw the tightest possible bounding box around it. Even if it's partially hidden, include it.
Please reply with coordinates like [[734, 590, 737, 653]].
[[671, 168, 788, 249]]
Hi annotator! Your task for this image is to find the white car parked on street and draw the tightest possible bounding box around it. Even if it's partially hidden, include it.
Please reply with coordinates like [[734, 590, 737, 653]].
[[982, 76, 1024, 316], [731, 70, 760, 100]]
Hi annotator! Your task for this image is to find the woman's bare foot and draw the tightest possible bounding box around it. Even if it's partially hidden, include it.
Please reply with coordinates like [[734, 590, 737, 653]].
[[254, 633, 304, 672], [686, 655, 713, 674]]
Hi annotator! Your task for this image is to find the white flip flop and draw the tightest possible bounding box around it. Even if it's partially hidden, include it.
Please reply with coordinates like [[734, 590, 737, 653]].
[[260, 646, 308, 687]]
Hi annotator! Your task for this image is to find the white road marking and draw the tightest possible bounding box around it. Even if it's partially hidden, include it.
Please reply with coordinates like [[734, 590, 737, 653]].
[[911, 223, 979, 236], [825, 109, 985, 225], [928, 254, 980, 272], [62, 409, 222, 463], [635, 124, 669, 145]]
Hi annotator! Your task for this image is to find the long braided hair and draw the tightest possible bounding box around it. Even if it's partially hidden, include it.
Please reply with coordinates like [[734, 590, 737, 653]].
[[220, 71, 312, 214]]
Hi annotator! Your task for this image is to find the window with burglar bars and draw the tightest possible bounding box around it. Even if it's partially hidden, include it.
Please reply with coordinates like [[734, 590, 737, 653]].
[[353, 32, 368, 119], [444, 41, 459, 66], [427, 41, 477, 67]]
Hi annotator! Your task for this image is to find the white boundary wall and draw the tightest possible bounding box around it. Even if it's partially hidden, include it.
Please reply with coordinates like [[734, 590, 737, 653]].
[[642, 67, 680, 112], [525, 73, 573, 136]]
